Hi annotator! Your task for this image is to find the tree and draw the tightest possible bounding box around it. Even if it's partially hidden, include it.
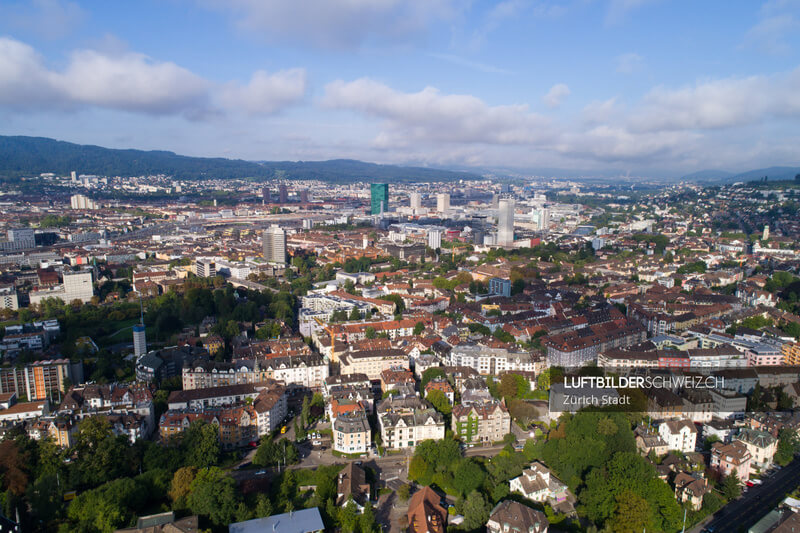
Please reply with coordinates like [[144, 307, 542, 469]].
[[609, 490, 651, 533], [413, 321, 425, 335], [187, 467, 239, 527], [498, 373, 529, 400], [169, 466, 198, 509], [66, 477, 148, 533], [397, 483, 411, 502], [421, 367, 447, 391], [721, 471, 741, 500], [182, 420, 220, 468], [426, 389, 452, 415], [301, 395, 310, 427], [461, 490, 490, 530], [365, 326, 376, 339], [776, 428, 800, 465], [0, 440, 29, 496], [338, 500, 359, 533], [349, 307, 362, 321], [453, 459, 486, 497]]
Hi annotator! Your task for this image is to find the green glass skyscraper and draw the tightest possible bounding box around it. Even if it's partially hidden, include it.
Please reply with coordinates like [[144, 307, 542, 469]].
[[370, 183, 389, 215]]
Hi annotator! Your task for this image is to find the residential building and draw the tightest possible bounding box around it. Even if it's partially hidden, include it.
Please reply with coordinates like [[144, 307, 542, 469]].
[[407, 486, 446, 533], [486, 500, 548, 533], [489, 277, 511, 297], [340, 349, 408, 380], [509, 462, 569, 504], [70, 194, 100, 210], [735, 428, 777, 468], [336, 463, 371, 508], [378, 396, 445, 450], [333, 410, 370, 455], [673, 472, 709, 511], [451, 401, 511, 444], [658, 419, 698, 454], [710, 440, 751, 481], [167, 380, 283, 410]]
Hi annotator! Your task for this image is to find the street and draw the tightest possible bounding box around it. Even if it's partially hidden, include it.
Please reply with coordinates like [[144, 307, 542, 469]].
[[692, 458, 800, 533]]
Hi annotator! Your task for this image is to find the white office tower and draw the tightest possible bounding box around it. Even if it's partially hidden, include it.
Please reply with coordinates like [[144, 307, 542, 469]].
[[428, 228, 442, 250], [763, 225, 770, 241], [534, 208, 550, 231], [363, 235, 369, 249], [263, 225, 287, 264], [133, 324, 147, 357], [497, 198, 515, 246], [63, 271, 94, 303], [436, 193, 450, 213], [409, 193, 422, 210], [70, 171, 77, 182]]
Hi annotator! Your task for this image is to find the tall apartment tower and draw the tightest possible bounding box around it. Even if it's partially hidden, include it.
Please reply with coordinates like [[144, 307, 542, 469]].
[[279, 184, 288, 204], [263, 225, 287, 264], [370, 183, 389, 215], [300, 190, 309, 204], [497, 198, 515, 246], [409, 192, 422, 210], [262, 188, 271, 203], [133, 324, 147, 357], [436, 193, 450, 213], [763, 225, 770, 241]]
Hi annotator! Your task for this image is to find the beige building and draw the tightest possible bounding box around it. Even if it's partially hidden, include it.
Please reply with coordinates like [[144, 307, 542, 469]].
[[339, 349, 408, 380], [451, 401, 511, 444], [333, 411, 370, 455], [378, 396, 445, 449]]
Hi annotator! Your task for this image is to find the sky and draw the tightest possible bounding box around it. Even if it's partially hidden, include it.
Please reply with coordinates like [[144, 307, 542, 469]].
[[1, 0, 800, 178]]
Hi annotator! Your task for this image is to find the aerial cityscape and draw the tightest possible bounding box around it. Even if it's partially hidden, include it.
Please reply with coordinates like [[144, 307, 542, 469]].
[[1, 2, 800, 533]]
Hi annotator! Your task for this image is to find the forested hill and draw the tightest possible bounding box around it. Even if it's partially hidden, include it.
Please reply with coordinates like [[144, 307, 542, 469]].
[[0, 135, 481, 182]]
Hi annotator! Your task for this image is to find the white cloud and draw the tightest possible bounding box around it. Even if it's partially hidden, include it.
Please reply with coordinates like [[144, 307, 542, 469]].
[[0, 36, 305, 117], [741, 0, 800, 54], [59, 49, 209, 114], [218, 69, 308, 115], [543, 83, 570, 108], [200, 0, 457, 48], [322, 78, 551, 146], [631, 69, 800, 132], [616, 52, 643, 74]]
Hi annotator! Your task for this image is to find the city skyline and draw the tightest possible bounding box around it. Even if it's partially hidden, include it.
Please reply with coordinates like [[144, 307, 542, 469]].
[[1, 0, 799, 177]]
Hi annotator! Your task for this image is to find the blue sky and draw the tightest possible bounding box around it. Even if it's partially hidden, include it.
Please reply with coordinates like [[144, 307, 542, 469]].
[[1, 0, 799, 177]]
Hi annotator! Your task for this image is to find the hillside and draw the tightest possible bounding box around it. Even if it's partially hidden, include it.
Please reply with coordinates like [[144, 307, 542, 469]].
[[0, 136, 480, 183]]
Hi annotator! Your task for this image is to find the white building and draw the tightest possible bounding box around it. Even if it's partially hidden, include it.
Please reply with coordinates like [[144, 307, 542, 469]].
[[658, 419, 698, 454], [428, 228, 442, 250], [62, 271, 94, 303], [497, 198, 515, 246], [263, 225, 287, 265], [436, 193, 450, 213], [409, 192, 422, 210], [70, 194, 100, 210]]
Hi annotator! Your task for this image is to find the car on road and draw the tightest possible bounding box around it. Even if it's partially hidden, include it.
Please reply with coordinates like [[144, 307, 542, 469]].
[[312, 440, 322, 446], [256, 470, 266, 476]]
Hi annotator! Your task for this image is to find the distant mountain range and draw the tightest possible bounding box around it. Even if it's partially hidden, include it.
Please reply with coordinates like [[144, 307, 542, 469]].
[[0, 135, 481, 183], [1, 135, 798, 185], [683, 166, 800, 183]]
